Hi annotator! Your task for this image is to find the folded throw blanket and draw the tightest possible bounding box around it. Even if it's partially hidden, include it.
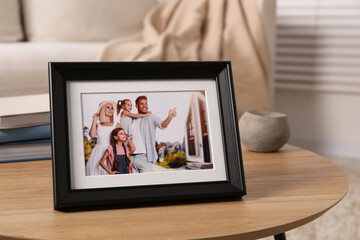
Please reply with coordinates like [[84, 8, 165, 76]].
[[98, 0, 270, 117]]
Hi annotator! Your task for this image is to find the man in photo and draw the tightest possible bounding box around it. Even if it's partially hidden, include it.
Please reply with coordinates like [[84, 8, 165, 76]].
[[131, 95, 177, 173]]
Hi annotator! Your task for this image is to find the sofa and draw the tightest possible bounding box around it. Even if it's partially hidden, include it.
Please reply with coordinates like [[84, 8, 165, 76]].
[[0, 0, 158, 98], [0, 0, 276, 108]]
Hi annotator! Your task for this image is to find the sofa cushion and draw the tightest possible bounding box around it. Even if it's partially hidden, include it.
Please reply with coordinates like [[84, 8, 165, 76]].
[[22, 0, 158, 42], [0, 42, 105, 97], [0, 0, 23, 42]]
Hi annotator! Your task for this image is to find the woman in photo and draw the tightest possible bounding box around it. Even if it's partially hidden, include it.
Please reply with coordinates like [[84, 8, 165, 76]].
[[117, 99, 151, 154], [99, 128, 133, 174], [85, 101, 121, 176]]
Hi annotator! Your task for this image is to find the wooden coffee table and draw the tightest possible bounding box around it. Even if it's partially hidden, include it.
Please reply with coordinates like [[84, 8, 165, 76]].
[[0, 145, 348, 240]]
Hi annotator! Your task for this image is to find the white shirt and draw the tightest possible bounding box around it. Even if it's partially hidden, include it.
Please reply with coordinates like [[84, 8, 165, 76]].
[[132, 118, 147, 154]]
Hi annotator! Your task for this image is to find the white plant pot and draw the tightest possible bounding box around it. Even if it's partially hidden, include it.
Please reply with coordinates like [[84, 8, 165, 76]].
[[239, 110, 290, 152]]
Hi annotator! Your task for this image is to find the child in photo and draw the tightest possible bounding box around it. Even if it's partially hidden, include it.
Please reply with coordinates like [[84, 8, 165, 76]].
[[99, 128, 133, 174], [117, 99, 151, 154]]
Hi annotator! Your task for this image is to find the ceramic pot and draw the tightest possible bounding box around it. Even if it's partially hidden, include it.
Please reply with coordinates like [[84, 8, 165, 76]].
[[239, 110, 290, 152]]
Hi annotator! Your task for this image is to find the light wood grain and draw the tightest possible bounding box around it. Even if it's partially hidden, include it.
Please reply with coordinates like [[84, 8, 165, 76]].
[[0, 145, 348, 240]]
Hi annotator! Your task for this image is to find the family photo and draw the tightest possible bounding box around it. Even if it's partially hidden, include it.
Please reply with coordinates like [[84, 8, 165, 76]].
[[82, 91, 213, 177]]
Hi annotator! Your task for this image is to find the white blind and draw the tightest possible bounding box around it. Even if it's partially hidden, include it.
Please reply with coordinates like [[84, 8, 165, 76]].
[[276, 0, 360, 89]]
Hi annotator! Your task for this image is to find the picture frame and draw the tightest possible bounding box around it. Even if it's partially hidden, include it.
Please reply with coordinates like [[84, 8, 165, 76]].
[[49, 61, 246, 210]]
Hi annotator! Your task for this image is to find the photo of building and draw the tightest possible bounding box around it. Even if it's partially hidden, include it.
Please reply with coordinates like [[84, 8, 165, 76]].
[[184, 92, 212, 167]]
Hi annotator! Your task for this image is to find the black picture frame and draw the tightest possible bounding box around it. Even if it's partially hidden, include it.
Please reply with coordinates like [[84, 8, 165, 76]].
[[49, 61, 246, 210]]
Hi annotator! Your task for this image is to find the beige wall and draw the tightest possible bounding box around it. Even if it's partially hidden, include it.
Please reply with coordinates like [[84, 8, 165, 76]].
[[275, 86, 360, 159]]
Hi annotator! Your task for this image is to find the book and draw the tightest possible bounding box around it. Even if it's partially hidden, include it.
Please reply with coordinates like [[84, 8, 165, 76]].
[[0, 138, 51, 146], [0, 112, 50, 129], [0, 93, 50, 129], [0, 124, 51, 144], [0, 141, 51, 163], [0, 94, 52, 163]]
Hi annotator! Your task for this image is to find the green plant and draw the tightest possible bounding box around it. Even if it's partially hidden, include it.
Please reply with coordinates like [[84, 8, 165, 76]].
[[155, 161, 171, 168], [84, 139, 96, 162], [164, 152, 187, 168]]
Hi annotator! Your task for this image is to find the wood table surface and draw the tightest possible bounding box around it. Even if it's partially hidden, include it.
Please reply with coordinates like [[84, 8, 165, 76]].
[[0, 145, 348, 240]]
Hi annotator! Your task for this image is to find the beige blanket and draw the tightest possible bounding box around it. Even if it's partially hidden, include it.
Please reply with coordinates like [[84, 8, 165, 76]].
[[98, 0, 270, 117]]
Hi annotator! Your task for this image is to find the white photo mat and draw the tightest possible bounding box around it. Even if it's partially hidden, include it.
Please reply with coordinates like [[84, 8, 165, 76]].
[[67, 79, 227, 190]]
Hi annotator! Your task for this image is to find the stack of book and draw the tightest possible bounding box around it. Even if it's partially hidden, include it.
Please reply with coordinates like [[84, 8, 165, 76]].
[[0, 94, 51, 163]]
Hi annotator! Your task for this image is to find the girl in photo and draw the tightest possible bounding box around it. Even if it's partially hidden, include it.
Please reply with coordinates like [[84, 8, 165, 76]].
[[85, 101, 121, 176], [117, 99, 151, 154], [99, 128, 133, 174]]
